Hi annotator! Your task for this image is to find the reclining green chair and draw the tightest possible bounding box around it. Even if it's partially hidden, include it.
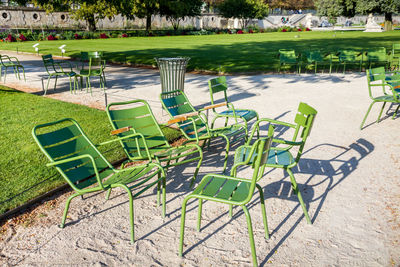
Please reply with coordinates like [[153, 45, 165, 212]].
[[179, 125, 274, 267], [360, 67, 400, 129], [278, 49, 300, 74], [0, 54, 25, 83], [42, 54, 76, 95], [208, 76, 259, 136], [32, 118, 166, 243], [106, 99, 203, 187], [161, 90, 247, 172], [235, 102, 317, 225]]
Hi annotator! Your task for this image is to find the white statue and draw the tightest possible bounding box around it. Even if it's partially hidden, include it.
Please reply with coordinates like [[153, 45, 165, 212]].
[[364, 13, 382, 32]]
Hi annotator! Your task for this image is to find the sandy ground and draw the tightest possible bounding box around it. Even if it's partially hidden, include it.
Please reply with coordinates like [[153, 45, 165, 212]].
[[0, 51, 399, 266]]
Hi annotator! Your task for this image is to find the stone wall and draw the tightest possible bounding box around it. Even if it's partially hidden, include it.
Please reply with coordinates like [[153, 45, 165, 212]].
[[0, 7, 398, 30]]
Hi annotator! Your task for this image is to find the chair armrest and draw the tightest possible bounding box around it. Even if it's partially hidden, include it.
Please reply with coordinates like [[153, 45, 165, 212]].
[[247, 118, 296, 145], [8, 56, 21, 64], [167, 112, 199, 124], [98, 131, 152, 161], [198, 102, 227, 112], [110, 126, 132, 135], [46, 154, 105, 190], [272, 138, 303, 146]]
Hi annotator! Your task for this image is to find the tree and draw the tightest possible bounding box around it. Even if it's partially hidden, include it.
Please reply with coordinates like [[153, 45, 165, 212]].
[[315, 0, 400, 30], [356, 0, 400, 31], [217, 0, 268, 29], [127, 0, 160, 32], [268, 0, 314, 11], [159, 0, 203, 31]]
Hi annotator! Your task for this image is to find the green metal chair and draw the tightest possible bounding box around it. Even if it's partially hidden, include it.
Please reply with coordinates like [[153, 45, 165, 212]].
[[179, 125, 274, 267], [364, 47, 388, 70], [390, 43, 400, 70], [32, 118, 166, 243], [302, 50, 332, 74], [278, 49, 300, 73], [42, 54, 76, 95], [0, 54, 25, 83], [208, 76, 259, 136], [80, 51, 106, 86], [76, 56, 106, 95], [160, 90, 247, 172], [106, 99, 203, 187], [360, 67, 400, 129], [235, 102, 317, 225], [336, 50, 362, 74]]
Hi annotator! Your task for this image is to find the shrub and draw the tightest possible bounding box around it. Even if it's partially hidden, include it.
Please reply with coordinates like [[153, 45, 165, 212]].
[[237, 29, 244, 34], [47, 34, 56, 41], [18, 34, 27, 41], [5, 34, 16, 42], [100, 33, 108, 39], [121, 33, 128, 38]]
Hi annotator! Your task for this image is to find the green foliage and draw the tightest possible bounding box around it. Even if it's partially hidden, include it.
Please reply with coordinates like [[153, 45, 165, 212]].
[[159, 0, 203, 30], [217, 0, 268, 29]]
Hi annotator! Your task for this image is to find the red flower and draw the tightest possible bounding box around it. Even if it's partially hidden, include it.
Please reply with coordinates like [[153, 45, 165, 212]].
[[47, 34, 56, 41], [297, 28, 302, 31], [237, 30, 243, 34], [306, 28, 311, 31], [5, 34, 16, 42], [100, 33, 108, 39], [19, 34, 27, 41], [121, 33, 128, 38], [74, 33, 82, 39], [282, 29, 287, 32], [249, 29, 253, 33]]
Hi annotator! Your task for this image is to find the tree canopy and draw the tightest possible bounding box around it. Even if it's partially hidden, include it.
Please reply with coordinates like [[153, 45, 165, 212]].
[[159, 0, 203, 31], [217, 0, 268, 29], [315, 0, 400, 30]]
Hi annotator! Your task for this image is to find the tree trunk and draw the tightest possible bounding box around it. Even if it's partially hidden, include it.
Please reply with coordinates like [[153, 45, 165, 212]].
[[384, 13, 393, 31], [86, 14, 96, 31], [146, 15, 152, 32]]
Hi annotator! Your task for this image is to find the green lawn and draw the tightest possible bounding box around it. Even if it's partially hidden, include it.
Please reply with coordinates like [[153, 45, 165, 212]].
[[0, 86, 180, 215], [2, 31, 400, 73]]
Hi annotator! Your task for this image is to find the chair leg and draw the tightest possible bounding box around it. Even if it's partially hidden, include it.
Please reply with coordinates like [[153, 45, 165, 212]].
[[242, 205, 258, 267], [287, 168, 311, 224], [4, 67, 7, 83], [60, 192, 80, 228], [120, 185, 135, 244], [44, 76, 52, 96], [157, 180, 161, 206], [221, 135, 230, 173], [54, 76, 58, 91], [360, 101, 376, 129], [393, 104, 400, 119], [179, 197, 190, 256], [377, 102, 386, 123], [256, 184, 269, 239], [197, 199, 202, 231], [161, 172, 166, 218], [105, 188, 112, 200], [190, 153, 203, 188], [103, 72, 107, 86], [229, 204, 233, 218]]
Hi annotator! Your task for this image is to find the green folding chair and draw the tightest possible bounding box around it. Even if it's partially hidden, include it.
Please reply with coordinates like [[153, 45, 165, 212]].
[[80, 51, 107, 86], [0, 54, 25, 83], [360, 67, 400, 129], [278, 49, 300, 74], [302, 50, 332, 74], [364, 47, 388, 70], [179, 125, 275, 267], [390, 43, 400, 70], [32, 118, 166, 243], [336, 50, 362, 74], [236, 102, 317, 225], [161, 90, 247, 172], [42, 54, 76, 95], [76, 56, 106, 95], [208, 76, 259, 137], [106, 99, 203, 187]]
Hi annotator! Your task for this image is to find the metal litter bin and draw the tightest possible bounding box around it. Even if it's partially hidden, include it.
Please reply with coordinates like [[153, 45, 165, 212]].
[[155, 57, 190, 98]]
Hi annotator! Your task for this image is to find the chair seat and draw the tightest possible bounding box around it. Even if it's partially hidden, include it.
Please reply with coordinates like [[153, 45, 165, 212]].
[[235, 146, 295, 167], [192, 175, 251, 203], [79, 69, 102, 76], [151, 145, 197, 158], [373, 95, 398, 101], [218, 109, 257, 121], [209, 125, 246, 138], [2, 62, 21, 67]]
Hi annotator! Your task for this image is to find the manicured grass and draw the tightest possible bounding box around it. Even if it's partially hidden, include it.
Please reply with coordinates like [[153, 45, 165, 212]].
[[0, 86, 180, 215], [2, 31, 400, 73]]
